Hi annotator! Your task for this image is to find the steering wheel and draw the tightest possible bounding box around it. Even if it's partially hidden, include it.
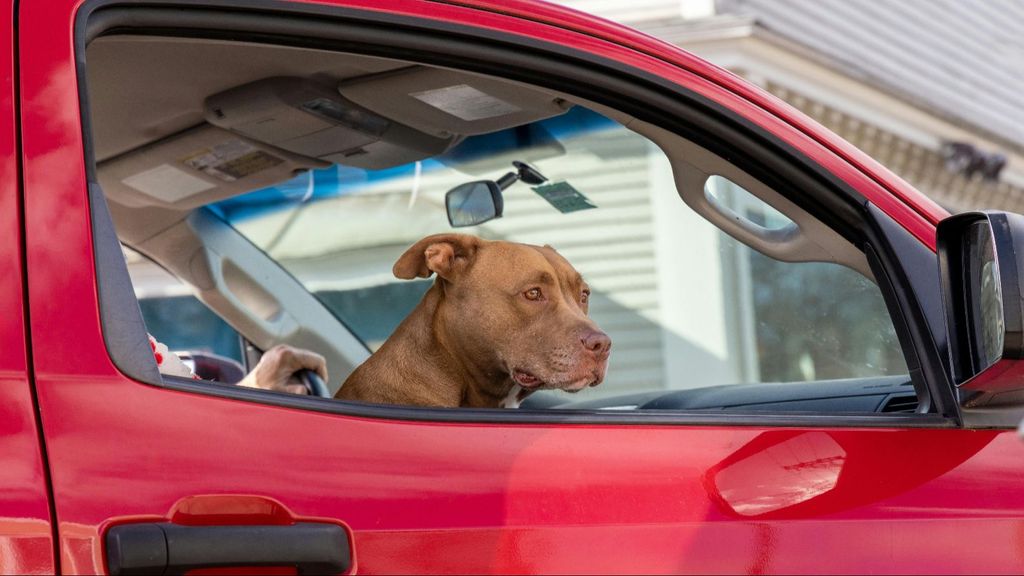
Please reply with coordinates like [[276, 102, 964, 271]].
[[297, 369, 331, 398]]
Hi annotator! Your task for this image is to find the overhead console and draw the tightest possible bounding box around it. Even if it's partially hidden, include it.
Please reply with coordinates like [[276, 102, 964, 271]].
[[205, 77, 456, 170]]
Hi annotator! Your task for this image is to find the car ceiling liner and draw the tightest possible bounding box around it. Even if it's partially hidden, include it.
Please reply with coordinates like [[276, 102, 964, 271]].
[[97, 62, 571, 210]]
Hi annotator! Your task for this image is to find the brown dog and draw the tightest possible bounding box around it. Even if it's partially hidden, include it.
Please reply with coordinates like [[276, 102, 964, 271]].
[[336, 233, 611, 408]]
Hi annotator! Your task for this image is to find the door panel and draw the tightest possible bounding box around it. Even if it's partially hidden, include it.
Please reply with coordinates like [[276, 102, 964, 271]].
[[23, 377, 1024, 574], [1, 0, 57, 572], [19, 0, 1024, 574]]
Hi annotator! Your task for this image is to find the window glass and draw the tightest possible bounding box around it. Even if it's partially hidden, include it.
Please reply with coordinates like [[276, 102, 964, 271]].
[[704, 176, 906, 383]]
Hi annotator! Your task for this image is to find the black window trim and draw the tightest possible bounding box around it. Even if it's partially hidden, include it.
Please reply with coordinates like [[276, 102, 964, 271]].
[[75, 0, 961, 428]]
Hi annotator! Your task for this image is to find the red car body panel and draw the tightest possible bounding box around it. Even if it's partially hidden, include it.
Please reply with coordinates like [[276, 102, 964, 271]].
[[0, 0, 58, 572], [11, 0, 1024, 574]]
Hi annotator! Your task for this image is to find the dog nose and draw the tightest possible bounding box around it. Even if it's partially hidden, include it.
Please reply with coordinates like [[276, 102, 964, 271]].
[[581, 329, 611, 357]]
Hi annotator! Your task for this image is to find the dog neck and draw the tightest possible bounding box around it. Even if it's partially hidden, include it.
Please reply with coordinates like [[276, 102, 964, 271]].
[[430, 283, 522, 408], [370, 282, 518, 408]]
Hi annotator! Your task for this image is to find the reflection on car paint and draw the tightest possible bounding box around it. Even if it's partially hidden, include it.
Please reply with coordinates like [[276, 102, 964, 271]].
[[705, 429, 1001, 522], [712, 431, 845, 516]]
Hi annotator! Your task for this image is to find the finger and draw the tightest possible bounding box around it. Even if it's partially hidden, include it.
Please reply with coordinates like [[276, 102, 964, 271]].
[[257, 345, 288, 372], [266, 345, 305, 379], [286, 348, 328, 382], [252, 346, 295, 388], [283, 383, 309, 395]]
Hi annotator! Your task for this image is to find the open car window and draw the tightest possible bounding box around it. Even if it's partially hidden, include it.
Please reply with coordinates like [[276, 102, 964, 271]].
[[215, 109, 907, 398], [89, 34, 912, 414]]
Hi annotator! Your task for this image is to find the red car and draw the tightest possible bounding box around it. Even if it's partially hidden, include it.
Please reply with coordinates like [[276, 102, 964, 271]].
[[6, 0, 1024, 574]]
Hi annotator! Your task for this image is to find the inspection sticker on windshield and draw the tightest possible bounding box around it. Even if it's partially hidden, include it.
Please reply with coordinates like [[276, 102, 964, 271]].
[[532, 182, 597, 213]]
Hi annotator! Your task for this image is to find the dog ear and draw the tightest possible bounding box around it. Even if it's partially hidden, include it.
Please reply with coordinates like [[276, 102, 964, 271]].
[[393, 234, 481, 280]]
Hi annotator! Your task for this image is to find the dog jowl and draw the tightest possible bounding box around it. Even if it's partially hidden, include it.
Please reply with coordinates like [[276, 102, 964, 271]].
[[336, 233, 611, 408]]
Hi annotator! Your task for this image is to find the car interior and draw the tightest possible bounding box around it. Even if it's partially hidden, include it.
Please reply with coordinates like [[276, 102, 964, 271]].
[[84, 33, 922, 415]]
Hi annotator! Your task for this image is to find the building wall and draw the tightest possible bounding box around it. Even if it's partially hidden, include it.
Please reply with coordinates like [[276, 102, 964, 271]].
[[763, 81, 1024, 214]]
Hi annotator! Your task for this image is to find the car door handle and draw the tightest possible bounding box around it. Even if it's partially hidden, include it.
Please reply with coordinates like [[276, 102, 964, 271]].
[[106, 522, 351, 575]]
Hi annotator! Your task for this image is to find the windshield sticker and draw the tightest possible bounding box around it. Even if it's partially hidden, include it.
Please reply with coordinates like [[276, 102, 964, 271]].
[[411, 84, 521, 121], [532, 181, 597, 213], [183, 140, 283, 182]]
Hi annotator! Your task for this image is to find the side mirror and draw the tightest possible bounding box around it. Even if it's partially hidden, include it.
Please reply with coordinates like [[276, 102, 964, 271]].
[[445, 181, 503, 227], [938, 211, 1024, 392]]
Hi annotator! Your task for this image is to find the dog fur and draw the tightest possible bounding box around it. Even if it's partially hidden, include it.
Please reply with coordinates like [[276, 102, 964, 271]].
[[336, 233, 611, 408]]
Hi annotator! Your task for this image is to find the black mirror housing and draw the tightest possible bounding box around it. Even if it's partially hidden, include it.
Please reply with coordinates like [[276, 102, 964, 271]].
[[938, 211, 1024, 393], [445, 181, 503, 227]]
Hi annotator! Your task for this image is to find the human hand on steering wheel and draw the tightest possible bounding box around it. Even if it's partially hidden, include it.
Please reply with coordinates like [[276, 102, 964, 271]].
[[237, 344, 329, 397]]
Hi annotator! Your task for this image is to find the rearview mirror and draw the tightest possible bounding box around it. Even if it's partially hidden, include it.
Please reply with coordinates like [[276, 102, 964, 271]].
[[445, 161, 546, 227], [938, 211, 1024, 393], [445, 181, 503, 227]]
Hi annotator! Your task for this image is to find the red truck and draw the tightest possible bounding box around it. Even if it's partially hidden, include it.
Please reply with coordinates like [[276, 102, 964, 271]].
[[5, 0, 1024, 573]]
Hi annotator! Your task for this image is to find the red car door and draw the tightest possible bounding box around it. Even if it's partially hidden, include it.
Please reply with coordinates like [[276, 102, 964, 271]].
[[0, 0, 57, 571], [18, 0, 1024, 574]]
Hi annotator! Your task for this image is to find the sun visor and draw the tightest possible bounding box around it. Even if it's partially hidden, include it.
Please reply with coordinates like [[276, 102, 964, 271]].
[[204, 77, 455, 170], [338, 67, 573, 137], [97, 124, 328, 210]]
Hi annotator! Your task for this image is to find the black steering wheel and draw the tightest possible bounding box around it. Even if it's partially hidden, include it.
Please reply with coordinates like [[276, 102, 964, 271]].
[[297, 369, 331, 398]]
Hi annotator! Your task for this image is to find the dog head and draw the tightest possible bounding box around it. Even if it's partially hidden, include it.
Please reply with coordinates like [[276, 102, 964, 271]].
[[394, 233, 611, 394]]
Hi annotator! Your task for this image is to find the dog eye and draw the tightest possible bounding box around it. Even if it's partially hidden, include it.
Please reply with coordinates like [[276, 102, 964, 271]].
[[524, 288, 543, 301], [581, 290, 590, 304]]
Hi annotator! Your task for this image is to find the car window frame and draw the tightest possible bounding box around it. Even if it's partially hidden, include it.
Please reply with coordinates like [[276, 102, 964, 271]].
[[75, 0, 960, 428]]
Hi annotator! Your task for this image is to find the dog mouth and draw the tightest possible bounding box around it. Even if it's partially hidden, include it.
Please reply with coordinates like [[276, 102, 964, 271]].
[[512, 369, 544, 388], [512, 368, 603, 391]]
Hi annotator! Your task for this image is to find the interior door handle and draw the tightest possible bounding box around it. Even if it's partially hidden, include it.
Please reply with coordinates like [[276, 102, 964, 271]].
[[106, 522, 351, 575]]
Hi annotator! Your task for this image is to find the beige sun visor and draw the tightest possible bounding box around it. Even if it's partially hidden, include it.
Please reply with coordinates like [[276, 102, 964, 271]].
[[97, 60, 574, 211], [203, 76, 458, 171], [98, 124, 328, 211]]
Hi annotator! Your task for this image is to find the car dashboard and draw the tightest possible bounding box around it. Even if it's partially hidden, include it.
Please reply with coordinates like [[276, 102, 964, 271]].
[[521, 375, 920, 414]]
